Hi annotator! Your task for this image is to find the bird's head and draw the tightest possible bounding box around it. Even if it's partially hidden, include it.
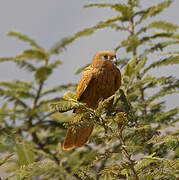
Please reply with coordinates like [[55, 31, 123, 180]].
[[91, 51, 117, 67]]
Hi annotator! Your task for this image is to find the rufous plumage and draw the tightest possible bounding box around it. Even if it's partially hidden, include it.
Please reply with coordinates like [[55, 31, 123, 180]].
[[63, 50, 121, 150]]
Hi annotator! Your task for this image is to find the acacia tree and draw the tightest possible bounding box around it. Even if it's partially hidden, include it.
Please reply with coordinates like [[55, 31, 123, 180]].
[[0, 0, 179, 179]]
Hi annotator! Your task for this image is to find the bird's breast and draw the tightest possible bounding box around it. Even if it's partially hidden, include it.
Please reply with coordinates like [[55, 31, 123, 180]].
[[86, 67, 117, 108], [95, 68, 116, 95]]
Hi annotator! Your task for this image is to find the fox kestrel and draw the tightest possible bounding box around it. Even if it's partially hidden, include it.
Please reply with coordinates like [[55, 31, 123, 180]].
[[63, 50, 121, 150]]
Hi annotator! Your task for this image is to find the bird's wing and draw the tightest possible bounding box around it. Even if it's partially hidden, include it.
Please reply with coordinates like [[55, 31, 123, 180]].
[[115, 68, 121, 90], [63, 66, 95, 150], [76, 66, 94, 101]]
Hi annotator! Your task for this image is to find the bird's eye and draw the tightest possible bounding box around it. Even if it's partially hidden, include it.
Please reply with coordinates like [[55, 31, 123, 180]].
[[103, 54, 109, 59]]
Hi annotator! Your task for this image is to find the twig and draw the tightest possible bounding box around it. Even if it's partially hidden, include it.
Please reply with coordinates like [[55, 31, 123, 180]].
[[29, 57, 48, 123], [129, 15, 147, 115], [31, 131, 59, 163], [97, 113, 139, 179], [27, 57, 59, 164], [117, 128, 139, 180], [129, 16, 134, 35]]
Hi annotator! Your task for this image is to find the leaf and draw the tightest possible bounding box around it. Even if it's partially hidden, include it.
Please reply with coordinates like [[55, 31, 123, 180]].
[[132, 75, 171, 90], [114, 112, 127, 126], [0, 103, 8, 123], [99, 164, 125, 180], [84, 3, 114, 9], [75, 28, 94, 37], [96, 94, 115, 115], [0, 81, 34, 101], [50, 37, 75, 54], [112, 89, 131, 113], [122, 35, 140, 52], [75, 64, 90, 75], [122, 56, 137, 77], [131, 74, 154, 88], [112, 4, 133, 19], [0, 89, 28, 107], [94, 15, 130, 32], [0, 57, 36, 72], [63, 91, 77, 101], [35, 66, 52, 82], [142, 56, 179, 75], [127, 89, 140, 102], [135, 156, 179, 179], [140, 40, 179, 57], [135, 57, 147, 74], [8, 31, 42, 49], [48, 59, 62, 69], [16, 142, 35, 166], [50, 13, 127, 55], [140, 32, 173, 45], [50, 100, 80, 113], [0, 81, 32, 90], [84, 3, 133, 20], [41, 83, 77, 96], [95, 20, 122, 31], [123, 56, 146, 85], [115, 57, 130, 67], [124, 64, 133, 76], [147, 20, 178, 32], [50, 28, 94, 55], [14, 161, 56, 180], [146, 89, 179, 105], [0, 153, 14, 166], [164, 135, 179, 150], [38, 97, 60, 106], [135, 0, 172, 24], [15, 59, 36, 72], [154, 108, 179, 124], [0, 57, 16, 62], [17, 48, 48, 60]]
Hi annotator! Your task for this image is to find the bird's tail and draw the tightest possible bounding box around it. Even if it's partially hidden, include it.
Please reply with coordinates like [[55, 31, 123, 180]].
[[63, 125, 94, 150]]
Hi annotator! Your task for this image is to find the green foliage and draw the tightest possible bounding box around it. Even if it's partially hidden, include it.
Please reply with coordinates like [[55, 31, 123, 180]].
[[35, 66, 52, 83], [16, 141, 35, 166], [50, 99, 79, 113], [0, 0, 179, 179], [142, 55, 179, 75], [50, 28, 94, 55], [0, 31, 76, 179], [0, 153, 14, 166], [17, 48, 48, 60], [14, 161, 57, 180], [147, 20, 178, 32], [8, 31, 42, 49], [135, 153, 179, 179], [84, 3, 134, 21], [75, 63, 90, 75], [135, 0, 172, 24]]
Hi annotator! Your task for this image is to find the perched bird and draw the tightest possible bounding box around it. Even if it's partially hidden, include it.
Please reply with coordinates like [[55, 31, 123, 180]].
[[63, 51, 121, 150]]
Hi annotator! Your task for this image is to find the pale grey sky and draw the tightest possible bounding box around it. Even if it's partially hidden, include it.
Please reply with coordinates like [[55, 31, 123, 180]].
[[0, 0, 179, 109]]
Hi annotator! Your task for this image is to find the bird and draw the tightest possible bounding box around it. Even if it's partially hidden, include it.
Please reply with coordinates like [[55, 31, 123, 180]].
[[63, 50, 121, 150]]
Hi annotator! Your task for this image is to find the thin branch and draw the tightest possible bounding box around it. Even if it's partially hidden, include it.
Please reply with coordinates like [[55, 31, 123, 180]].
[[129, 16, 134, 35], [118, 127, 139, 180], [129, 15, 147, 115], [37, 111, 56, 122], [29, 57, 48, 123], [31, 131, 59, 163], [95, 112, 139, 179], [27, 57, 59, 164]]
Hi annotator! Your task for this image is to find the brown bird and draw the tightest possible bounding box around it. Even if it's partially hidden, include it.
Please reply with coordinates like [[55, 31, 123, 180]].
[[63, 51, 121, 150]]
